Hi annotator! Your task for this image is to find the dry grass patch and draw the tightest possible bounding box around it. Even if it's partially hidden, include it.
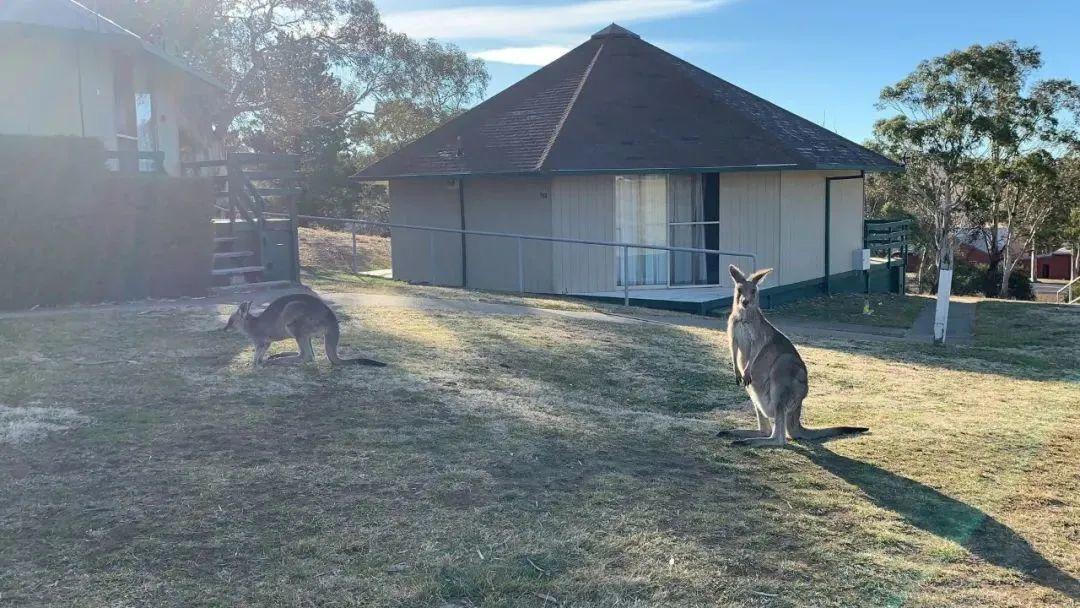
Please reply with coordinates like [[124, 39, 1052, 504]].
[[298, 225, 391, 274], [0, 296, 1077, 607]]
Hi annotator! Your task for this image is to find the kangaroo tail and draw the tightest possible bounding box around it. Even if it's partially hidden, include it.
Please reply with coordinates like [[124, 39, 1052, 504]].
[[324, 319, 386, 367], [796, 426, 869, 439]]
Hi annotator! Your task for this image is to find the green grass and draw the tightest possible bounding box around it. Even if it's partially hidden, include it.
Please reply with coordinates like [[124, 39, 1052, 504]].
[[0, 287, 1077, 607], [769, 293, 930, 328]]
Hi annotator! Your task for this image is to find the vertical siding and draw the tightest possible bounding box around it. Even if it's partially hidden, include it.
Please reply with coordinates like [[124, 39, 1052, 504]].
[[0, 32, 114, 142], [388, 178, 464, 286], [779, 172, 826, 285], [716, 172, 781, 288], [463, 176, 553, 293], [551, 175, 616, 293], [828, 174, 865, 274]]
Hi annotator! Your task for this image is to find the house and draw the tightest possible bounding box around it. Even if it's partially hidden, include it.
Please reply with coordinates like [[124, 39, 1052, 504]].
[[354, 24, 903, 311], [0, 0, 225, 175], [1034, 248, 1075, 281]]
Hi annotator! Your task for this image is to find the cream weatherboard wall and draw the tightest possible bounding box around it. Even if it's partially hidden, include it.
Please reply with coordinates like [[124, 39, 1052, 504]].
[[779, 171, 826, 286], [462, 176, 553, 293], [388, 178, 465, 287], [0, 29, 221, 175], [551, 175, 617, 294], [387, 170, 866, 296], [715, 172, 782, 289], [827, 173, 866, 275], [0, 31, 116, 146]]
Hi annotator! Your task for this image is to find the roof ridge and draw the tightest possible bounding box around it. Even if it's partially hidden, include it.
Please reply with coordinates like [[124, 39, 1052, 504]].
[[535, 42, 604, 171]]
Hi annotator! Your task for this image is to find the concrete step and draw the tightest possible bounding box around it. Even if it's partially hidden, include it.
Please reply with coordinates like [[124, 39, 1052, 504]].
[[213, 251, 255, 261], [209, 280, 294, 295], [211, 265, 265, 277]]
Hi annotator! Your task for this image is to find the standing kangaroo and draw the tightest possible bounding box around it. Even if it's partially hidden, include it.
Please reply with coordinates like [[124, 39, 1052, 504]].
[[225, 293, 386, 368], [718, 265, 867, 447]]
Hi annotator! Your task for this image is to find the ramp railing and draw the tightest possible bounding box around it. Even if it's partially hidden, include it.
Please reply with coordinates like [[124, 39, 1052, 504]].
[[1056, 276, 1080, 304], [277, 213, 755, 306]]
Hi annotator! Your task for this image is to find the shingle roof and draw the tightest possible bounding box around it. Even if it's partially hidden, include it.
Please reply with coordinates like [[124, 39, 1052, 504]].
[[355, 24, 901, 180], [0, 0, 226, 90]]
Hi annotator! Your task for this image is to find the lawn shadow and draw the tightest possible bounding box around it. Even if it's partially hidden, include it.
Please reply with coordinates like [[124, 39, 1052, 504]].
[[796, 443, 1080, 600]]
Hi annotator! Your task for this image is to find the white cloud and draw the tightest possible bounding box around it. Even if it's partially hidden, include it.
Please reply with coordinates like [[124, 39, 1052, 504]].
[[470, 45, 574, 66], [383, 0, 729, 41]]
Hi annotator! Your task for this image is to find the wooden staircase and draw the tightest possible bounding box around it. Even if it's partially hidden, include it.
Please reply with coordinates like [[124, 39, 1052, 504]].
[[184, 153, 303, 293]]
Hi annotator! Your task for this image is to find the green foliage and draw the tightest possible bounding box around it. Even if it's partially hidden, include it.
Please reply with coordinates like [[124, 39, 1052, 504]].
[[872, 41, 1080, 297], [933, 260, 1032, 300]]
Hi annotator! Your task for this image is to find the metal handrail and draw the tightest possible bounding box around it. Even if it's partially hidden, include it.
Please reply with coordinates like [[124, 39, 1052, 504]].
[[1056, 276, 1080, 304], [277, 212, 757, 305]]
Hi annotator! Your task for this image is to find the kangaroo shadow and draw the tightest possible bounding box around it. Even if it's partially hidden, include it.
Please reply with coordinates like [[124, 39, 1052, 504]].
[[794, 443, 1079, 599]]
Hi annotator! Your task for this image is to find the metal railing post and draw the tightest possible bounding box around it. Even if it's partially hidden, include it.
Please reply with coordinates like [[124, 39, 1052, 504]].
[[429, 231, 436, 285], [516, 237, 525, 294], [350, 224, 358, 274], [622, 245, 630, 306]]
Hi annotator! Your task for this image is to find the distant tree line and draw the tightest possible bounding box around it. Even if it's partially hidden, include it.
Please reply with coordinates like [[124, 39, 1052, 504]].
[[866, 41, 1080, 297], [96, 0, 489, 224]]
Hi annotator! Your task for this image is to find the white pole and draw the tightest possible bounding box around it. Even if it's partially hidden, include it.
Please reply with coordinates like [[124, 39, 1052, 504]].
[[934, 263, 953, 344]]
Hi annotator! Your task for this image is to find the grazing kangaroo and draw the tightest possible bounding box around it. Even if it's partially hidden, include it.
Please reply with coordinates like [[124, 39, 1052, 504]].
[[224, 293, 386, 368], [718, 265, 867, 447]]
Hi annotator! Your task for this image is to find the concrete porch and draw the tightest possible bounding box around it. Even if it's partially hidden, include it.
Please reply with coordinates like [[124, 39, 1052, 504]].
[[572, 286, 732, 314]]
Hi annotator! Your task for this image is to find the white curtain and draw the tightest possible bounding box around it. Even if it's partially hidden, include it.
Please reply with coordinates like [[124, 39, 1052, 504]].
[[615, 175, 668, 286], [668, 174, 707, 285]]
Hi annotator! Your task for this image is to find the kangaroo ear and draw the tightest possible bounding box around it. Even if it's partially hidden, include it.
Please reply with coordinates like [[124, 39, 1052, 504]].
[[728, 264, 747, 283], [748, 268, 773, 284]]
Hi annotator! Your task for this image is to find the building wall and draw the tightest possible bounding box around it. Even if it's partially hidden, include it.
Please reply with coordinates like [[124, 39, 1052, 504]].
[[388, 178, 464, 286], [551, 174, 617, 293], [388, 170, 868, 297], [0, 29, 220, 175], [0, 31, 115, 145], [462, 176, 554, 293], [716, 171, 782, 288], [779, 171, 826, 285], [826, 172, 866, 276]]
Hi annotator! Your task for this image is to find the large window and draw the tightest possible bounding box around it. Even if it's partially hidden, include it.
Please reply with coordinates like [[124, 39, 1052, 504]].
[[615, 175, 669, 286], [615, 174, 718, 287]]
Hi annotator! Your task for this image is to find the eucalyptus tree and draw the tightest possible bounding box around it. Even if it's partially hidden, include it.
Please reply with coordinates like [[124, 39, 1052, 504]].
[[873, 41, 1080, 300]]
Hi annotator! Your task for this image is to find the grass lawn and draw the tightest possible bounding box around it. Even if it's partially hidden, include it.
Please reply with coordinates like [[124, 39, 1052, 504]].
[[0, 287, 1077, 607], [769, 293, 930, 328]]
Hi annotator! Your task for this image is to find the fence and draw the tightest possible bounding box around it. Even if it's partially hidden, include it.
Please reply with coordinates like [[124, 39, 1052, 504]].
[[282, 212, 756, 305]]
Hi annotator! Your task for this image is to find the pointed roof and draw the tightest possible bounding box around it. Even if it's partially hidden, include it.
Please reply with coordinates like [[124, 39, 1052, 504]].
[[355, 24, 901, 180]]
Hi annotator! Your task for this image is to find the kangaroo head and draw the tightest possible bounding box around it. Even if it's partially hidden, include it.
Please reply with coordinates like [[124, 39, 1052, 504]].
[[729, 265, 772, 310], [224, 301, 253, 331]]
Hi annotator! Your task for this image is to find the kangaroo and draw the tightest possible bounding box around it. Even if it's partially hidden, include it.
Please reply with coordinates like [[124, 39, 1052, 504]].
[[717, 265, 867, 447], [224, 293, 386, 368]]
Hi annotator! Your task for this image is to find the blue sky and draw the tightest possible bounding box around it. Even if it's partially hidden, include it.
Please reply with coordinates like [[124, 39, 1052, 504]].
[[375, 0, 1080, 144]]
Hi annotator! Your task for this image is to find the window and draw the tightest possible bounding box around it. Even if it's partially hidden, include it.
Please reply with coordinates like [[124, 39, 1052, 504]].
[[616, 175, 669, 286], [615, 174, 718, 287]]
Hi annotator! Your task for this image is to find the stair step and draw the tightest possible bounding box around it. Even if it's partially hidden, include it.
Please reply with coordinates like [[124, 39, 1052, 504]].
[[252, 187, 302, 197], [213, 251, 254, 260], [211, 265, 265, 277], [210, 280, 294, 295], [213, 236, 238, 243]]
